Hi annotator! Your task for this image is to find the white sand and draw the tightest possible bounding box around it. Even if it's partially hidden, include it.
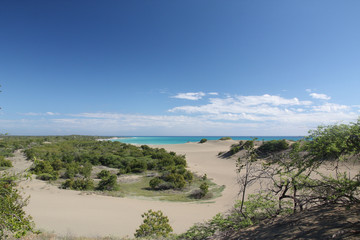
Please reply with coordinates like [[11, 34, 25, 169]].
[[17, 140, 242, 238]]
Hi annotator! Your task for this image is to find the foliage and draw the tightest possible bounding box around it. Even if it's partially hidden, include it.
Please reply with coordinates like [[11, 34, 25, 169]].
[[31, 160, 59, 180], [61, 178, 95, 191], [0, 155, 12, 167], [0, 173, 35, 239], [97, 174, 119, 191], [36, 173, 58, 181], [182, 120, 360, 239], [97, 169, 111, 179], [79, 162, 92, 178], [256, 139, 289, 156], [199, 182, 209, 197], [199, 138, 207, 143], [149, 166, 193, 190], [149, 177, 162, 189], [202, 174, 207, 181], [179, 192, 285, 240], [219, 137, 232, 140], [305, 119, 360, 160], [23, 137, 187, 177], [134, 209, 173, 238], [11, 136, 192, 193]]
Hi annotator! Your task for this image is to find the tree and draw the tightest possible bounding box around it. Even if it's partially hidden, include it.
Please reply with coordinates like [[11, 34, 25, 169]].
[[134, 209, 173, 238]]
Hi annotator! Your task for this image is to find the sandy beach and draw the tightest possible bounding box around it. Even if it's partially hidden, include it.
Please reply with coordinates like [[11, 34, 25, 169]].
[[14, 140, 242, 238]]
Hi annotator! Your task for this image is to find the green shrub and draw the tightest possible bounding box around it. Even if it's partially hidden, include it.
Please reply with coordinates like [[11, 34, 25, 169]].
[[31, 160, 54, 175], [230, 145, 242, 155], [134, 209, 173, 238], [256, 139, 289, 155], [72, 178, 94, 190], [0, 156, 12, 168], [79, 162, 92, 178], [219, 137, 232, 140], [61, 179, 74, 189], [0, 173, 35, 238], [63, 162, 80, 179], [36, 173, 58, 181], [199, 138, 207, 143], [97, 169, 111, 179], [162, 173, 186, 189], [183, 170, 193, 184], [62, 178, 94, 190], [50, 159, 63, 171], [97, 174, 119, 191], [149, 177, 162, 189], [199, 182, 209, 197]]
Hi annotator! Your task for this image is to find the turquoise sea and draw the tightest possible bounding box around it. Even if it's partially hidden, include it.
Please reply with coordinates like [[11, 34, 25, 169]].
[[111, 136, 304, 145]]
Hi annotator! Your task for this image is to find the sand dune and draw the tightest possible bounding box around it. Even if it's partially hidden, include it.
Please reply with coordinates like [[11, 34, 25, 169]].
[[18, 140, 242, 238], [12, 140, 360, 238]]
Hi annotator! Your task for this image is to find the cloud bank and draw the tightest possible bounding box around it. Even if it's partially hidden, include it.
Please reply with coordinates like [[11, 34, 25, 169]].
[[5, 92, 359, 136]]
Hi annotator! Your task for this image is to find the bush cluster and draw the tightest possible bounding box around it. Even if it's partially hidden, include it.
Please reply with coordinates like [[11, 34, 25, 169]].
[[256, 139, 289, 156], [61, 178, 95, 191], [149, 166, 193, 190], [219, 137, 232, 140], [23, 138, 190, 192], [25, 140, 187, 175], [0, 156, 12, 168]]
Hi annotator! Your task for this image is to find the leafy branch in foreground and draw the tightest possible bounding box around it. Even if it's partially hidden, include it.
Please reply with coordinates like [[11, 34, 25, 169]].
[[0, 173, 36, 239]]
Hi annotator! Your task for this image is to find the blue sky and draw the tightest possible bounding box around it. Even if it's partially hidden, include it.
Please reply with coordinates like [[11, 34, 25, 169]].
[[1, 0, 359, 136]]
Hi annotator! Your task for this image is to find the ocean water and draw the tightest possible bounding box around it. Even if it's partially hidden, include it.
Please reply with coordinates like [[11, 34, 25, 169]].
[[111, 136, 304, 145]]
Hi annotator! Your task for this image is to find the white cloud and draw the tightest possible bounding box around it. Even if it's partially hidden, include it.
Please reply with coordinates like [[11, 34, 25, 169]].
[[309, 93, 331, 100], [208, 92, 219, 95], [172, 92, 206, 100], [237, 94, 312, 106], [170, 94, 312, 115], [312, 103, 348, 112], [22, 112, 59, 116]]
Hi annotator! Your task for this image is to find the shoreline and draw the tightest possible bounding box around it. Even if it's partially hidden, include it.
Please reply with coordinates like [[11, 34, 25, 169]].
[[106, 136, 305, 145]]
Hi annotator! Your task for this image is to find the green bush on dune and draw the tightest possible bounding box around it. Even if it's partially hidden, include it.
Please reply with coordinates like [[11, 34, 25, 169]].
[[0, 156, 12, 168], [219, 137, 232, 140]]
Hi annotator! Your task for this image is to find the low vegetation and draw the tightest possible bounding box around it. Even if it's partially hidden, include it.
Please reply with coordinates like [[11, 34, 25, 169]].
[[0, 135, 222, 202], [219, 137, 232, 140], [0, 155, 12, 169], [1, 119, 359, 239], [256, 139, 289, 156], [134, 209, 173, 238], [0, 173, 35, 239], [199, 138, 207, 143], [179, 119, 360, 239]]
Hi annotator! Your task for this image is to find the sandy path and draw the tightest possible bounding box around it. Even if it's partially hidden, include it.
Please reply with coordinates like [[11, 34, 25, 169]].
[[13, 140, 241, 238]]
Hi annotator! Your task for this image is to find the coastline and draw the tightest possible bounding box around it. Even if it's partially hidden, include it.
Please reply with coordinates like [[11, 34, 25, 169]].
[[108, 136, 304, 145]]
